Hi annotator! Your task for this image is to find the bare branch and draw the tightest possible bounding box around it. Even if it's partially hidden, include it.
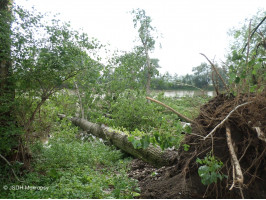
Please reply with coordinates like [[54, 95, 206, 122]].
[[146, 96, 195, 124], [200, 53, 229, 92], [0, 154, 24, 182], [242, 16, 266, 53]]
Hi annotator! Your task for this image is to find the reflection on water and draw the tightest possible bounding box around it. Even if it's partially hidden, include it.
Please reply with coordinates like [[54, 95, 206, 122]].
[[154, 90, 215, 98]]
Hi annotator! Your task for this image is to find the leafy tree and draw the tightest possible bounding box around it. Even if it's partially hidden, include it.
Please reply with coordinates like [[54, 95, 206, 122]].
[[131, 9, 159, 95], [192, 63, 211, 89], [111, 49, 147, 92], [226, 10, 266, 93], [1, 4, 100, 158], [0, 0, 17, 156]]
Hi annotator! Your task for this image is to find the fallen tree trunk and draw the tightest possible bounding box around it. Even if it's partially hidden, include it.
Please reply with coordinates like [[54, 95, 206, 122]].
[[58, 114, 178, 167]]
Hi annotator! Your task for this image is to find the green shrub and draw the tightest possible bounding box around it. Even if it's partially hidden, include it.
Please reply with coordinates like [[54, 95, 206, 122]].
[[110, 90, 160, 131]]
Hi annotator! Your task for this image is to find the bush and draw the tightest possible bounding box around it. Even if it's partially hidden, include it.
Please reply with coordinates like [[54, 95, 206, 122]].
[[110, 90, 160, 131]]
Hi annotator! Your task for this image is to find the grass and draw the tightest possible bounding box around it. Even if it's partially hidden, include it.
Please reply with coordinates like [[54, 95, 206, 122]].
[[0, 120, 139, 199]]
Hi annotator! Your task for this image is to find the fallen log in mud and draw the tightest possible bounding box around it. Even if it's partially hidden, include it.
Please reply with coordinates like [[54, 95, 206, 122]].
[[58, 114, 178, 167]]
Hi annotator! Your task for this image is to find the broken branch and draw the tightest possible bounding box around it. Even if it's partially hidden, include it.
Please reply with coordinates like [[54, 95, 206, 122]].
[[146, 96, 195, 124], [200, 53, 229, 92]]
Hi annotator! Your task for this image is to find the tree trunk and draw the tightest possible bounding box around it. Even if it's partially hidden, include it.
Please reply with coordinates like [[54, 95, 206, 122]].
[[59, 115, 178, 167], [143, 44, 152, 96]]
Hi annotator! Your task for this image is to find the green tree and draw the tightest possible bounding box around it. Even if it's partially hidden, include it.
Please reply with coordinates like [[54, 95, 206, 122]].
[[192, 63, 211, 89], [131, 9, 159, 95], [0, 0, 17, 156], [1, 4, 100, 159], [111, 49, 147, 92], [226, 10, 265, 92]]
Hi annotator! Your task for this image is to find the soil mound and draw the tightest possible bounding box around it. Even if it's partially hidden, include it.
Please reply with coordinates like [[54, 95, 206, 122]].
[[130, 92, 266, 198]]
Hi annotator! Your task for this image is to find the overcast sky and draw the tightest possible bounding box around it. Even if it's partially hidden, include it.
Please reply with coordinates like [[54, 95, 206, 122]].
[[15, 0, 265, 75]]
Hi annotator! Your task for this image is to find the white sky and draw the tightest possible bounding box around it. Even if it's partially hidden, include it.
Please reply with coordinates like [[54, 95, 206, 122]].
[[15, 0, 265, 75]]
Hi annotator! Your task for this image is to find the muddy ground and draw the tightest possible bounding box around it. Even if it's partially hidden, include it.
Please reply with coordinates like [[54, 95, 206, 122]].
[[128, 159, 206, 199], [128, 158, 265, 199]]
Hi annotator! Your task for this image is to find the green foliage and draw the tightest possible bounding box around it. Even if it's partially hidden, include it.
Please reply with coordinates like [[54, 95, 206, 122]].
[[10, 4, 100, 132], [102, 91, 208, 151], [0, 120, 138, 199], [226, 10, 266, 94], [182, 144, 190, 151], [110, 90, 158, 131], [196, 154, 227, 186], [151, 70, 217, 91], [110, 50, 147, 91], [127, 118, 188, 151], [131, 9, 157, 51], [0, 3, 102, 158]]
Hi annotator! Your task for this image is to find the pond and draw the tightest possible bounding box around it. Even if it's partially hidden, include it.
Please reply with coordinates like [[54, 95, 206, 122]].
[[153, 90, 215, 98]]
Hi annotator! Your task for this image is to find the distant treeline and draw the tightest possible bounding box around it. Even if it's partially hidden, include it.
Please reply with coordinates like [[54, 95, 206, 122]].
[[151, 62, 227, 91]]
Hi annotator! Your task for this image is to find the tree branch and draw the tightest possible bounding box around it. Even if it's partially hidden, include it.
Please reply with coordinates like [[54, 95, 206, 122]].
[[0, 154, 24, 182], [200, 53, 229, 92], [242, 16, 266, 54], [146, 96, 195, 124]]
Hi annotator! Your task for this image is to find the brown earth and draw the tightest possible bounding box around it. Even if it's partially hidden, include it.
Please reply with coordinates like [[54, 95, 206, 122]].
[[128, 92, 266, 199]]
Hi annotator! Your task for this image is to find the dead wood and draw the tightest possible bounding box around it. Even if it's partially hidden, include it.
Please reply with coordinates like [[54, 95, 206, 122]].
[[0, 154, 24, 183], [200, 53, 229, 92], [146, 96, 195, 124]]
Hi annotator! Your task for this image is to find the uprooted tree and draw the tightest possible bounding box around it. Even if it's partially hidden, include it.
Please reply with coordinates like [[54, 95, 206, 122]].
[[61, 11, 266, 198], [174, 12, 266, 198], [58, 114, 179, 167]]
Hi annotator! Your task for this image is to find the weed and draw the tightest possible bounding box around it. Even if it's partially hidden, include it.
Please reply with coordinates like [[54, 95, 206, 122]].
[[196, 153, 227, 186]]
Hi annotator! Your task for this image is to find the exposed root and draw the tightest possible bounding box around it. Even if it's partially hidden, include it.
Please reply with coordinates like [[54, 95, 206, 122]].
[[253, 126, 266, 142], [204, 101, 253, 140], [177, 92, 266, 198], [226, 126, 243, 188]]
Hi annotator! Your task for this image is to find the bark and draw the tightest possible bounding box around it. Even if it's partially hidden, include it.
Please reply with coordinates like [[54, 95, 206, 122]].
[[142, 40, 152, 96], [59, 114, 178, 167]]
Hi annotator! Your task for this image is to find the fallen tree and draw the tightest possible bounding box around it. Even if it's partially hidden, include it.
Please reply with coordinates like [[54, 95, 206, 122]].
[[58, 114, 178, 167]]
